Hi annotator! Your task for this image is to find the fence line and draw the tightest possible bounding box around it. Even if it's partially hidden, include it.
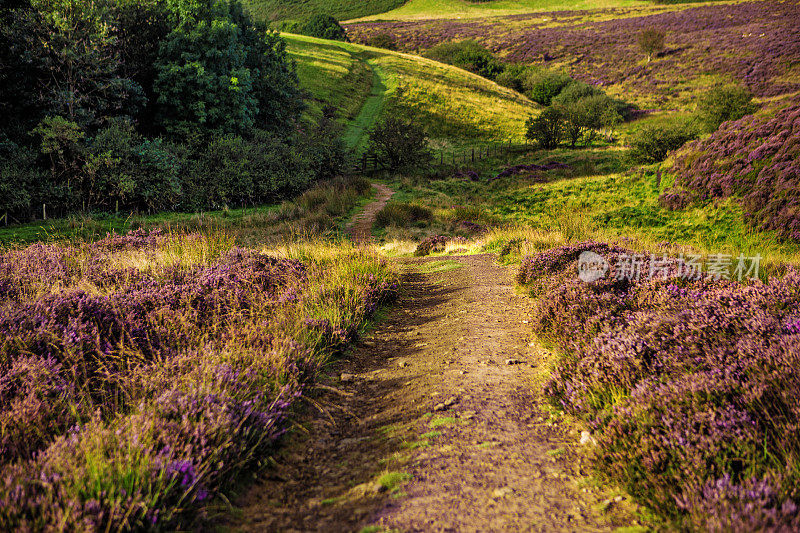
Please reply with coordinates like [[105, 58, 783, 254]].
[[355, 137, 531, 173]]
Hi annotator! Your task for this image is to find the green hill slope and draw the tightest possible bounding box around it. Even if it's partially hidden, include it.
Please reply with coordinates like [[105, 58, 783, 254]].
[[283, 33, 538, 150], [243, 0, 405, 23]]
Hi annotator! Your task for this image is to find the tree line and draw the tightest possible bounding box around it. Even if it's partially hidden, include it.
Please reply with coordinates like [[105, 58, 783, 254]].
[[0, 0, 347, 221]]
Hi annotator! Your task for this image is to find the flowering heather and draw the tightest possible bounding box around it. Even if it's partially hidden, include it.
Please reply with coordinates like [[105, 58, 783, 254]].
[[519, 242, 800, 529], [415, 235, 449, 256], [0, 231, 398, 530], [347, 2, 800, 100], [664, 103, 800, 241]]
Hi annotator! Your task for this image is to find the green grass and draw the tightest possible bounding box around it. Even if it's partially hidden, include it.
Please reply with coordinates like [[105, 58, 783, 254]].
[[0, 176, 373, 249], [375, 142, 800, 269], [283, 34, 375, 127], [344, 60, 388, 150], [377, 471, 412, 492], [348, 0, 651, 22], [282, 33, 538, 145], [242, 0, 405, 23]]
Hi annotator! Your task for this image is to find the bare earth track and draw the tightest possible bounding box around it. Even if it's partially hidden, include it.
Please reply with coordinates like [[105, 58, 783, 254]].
[[219, 188, 640, 532], [346, 183, 394, 243]]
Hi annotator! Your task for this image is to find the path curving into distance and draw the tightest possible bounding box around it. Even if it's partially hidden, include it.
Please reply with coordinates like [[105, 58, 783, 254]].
[[343, 56, 389, 152], [346, 182, 394, 243]]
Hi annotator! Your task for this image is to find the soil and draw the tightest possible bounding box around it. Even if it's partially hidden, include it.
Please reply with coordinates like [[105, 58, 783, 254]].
[[215, 189, 642, 532], [346, 183, 394, 243]]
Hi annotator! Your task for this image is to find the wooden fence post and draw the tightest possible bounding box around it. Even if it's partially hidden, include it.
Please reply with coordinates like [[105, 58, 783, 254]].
[[42, 203, 47, 221]]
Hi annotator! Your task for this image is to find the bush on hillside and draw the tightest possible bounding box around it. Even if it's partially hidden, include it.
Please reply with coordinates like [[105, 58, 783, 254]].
[[423, 40, 504, 80], [367, 117, 432, 171], [637, 28, 666, 62], [629, 123, 697, 164], [526, 107, 564, 149], [367, 32, 397, 50], [697, 85, 757, 132], [557, 95, 623, 147], [524, 70, 574, 106], [291, 14, 348, 41], [667, 103, 800, 240]]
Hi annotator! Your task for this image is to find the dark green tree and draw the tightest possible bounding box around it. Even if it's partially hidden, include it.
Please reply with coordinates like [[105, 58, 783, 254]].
[[368, 117, 432, 171], [154, 0, 301, 136], [526, 107, 564, 149], [294, 14, 347, 41]]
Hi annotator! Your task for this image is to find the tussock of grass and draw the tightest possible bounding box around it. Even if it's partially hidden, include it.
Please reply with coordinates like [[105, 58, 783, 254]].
[[375, 202, 433, 228]]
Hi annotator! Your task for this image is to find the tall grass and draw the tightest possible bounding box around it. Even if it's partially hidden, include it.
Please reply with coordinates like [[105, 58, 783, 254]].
[[0, 177, 396, 530]]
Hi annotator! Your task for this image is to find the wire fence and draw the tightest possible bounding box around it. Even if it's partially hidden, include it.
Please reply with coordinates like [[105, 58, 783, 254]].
[[356, 137, 532, 173]]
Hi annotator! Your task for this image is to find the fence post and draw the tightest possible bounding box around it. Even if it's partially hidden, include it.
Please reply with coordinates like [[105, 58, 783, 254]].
[[42, 203, 46, 221]]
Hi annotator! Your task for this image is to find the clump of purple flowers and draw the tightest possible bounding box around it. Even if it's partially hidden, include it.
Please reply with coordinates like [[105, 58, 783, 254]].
[[0, 230, 398, 530], [519, 242, 800, 529], [665, 103, 800, 241], [415, 235, 449, 256]]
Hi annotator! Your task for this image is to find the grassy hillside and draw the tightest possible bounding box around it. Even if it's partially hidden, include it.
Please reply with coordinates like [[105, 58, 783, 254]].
[[347, 0, 649, 21], [348, 1, 798, 109], [242, 0, 405, 23], [283, 33, 538, 150]]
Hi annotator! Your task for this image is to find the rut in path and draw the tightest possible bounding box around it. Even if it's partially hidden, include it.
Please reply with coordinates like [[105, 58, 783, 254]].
[[219, 188, 640, 532]]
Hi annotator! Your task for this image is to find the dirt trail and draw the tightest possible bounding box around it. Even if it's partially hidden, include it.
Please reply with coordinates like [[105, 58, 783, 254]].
[[218, 190, 640, 532], [346, 183, 394, 243]]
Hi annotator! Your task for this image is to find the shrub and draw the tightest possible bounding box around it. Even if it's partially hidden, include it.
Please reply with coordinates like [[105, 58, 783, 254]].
[[423, 40, 504, 80], [292, 14, 348, 41], [637, 28, 666, 62], [523, 70, 574, 106], [367, 116, 432, 171], [415, 235, 449, 257], [367, 32, 397, 50], [629, 123, 697, 164], [557, 95, 623, 147], [375, 202, 433, 228], [669, 103, 800, 240], [519, 242, 800, 528], [697, 85, 757, 132], [526, 107, 564, 149]]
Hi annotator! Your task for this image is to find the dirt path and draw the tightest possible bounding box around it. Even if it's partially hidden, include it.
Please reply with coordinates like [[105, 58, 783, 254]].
[[218, 253, 640, 532], [346, 183, 394, 243]]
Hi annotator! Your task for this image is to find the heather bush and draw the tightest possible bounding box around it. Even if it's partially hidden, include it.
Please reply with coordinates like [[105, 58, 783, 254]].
[[0, 231, 399, 529], [519, 242, 800, 528], [667, 103, 800, 241], [415, 235, 449, 257]]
